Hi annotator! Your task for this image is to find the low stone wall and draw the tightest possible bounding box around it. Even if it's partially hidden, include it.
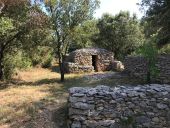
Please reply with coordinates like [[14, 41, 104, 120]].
[[124, 54, 170, 83], [68, 85, 170, 128]]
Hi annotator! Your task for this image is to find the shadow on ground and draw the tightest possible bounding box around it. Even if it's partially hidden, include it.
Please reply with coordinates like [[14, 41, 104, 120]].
[[0, 68, 147, 128]]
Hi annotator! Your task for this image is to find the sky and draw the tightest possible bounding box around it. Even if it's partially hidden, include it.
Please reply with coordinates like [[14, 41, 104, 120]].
[[94, 0, 144, 19]]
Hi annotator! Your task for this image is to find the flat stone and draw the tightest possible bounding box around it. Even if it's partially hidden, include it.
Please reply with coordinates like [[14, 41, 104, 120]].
[[69, 108, 89, 116], [69, 87, 88, 94], [69, 96, 87, 103], [157, 103, 168, 109], [72, 102, 94, 110], [87, 88, 97, 96], [152, 117, 159, 123], [98, 120, 115, 126], [85, 120, 98, 127], [136, 116, 150, 124], [72, 93, 86, 97], [71, 121, 81, 128]]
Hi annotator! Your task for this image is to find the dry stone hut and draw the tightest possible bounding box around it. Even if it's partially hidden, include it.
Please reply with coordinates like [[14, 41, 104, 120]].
[[64, 48, 114, 73]]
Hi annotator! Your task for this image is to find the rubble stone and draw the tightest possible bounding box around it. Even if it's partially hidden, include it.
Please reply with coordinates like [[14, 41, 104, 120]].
[[68, 85, 170, 128], [64, 48, 114, 73], [124, 55, 170, 83]]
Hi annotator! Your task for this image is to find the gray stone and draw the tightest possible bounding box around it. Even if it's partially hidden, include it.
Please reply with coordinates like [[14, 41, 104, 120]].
[[69, 108, 89, 116], [72, 102, 94, 110], [87, 88, 97, 96], [72, 93, 86, 97], [71, 121, 81, 128], [68, 85, 170, 128], [136, 116, 150, 124], [157, 103, 168, 109], [152, 117, 159, 123], [99, 120, 115, 126]]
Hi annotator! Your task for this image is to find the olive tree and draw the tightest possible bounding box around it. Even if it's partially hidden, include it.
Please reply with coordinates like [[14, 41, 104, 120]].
[[43, 0, 100, 81]]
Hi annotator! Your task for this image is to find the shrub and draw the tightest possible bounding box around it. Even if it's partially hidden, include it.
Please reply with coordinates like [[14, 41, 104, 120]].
[[136, 34, 159, 83], [29, 46, 54, 68], [159, 44, 170, 54], [3, 51, 32, 80]]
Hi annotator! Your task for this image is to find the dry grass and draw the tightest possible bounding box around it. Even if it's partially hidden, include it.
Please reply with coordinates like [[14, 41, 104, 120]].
[[0, 66, 145, 128]]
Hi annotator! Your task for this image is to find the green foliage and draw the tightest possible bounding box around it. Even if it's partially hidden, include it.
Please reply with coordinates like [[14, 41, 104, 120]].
[[70, 20, 99, 51], [140, 0, 170, 46], [159, 44, 170, 54], [28, 46, 54, 68], [93, 11, 144, 59], [44, 0, 100, 81], [0, 17, 14, 36], [137, 34, 159, 82], [0, 0, 49, 80], [3, 51, 32, 80]]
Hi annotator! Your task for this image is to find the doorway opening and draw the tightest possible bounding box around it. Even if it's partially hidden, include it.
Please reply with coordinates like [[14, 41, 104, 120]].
[[92, 55, 98, 72]]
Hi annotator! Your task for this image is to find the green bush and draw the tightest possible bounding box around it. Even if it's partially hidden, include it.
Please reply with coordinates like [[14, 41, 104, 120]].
[[29, 46, 54, 68], [3, 51, 32, 80], [136, 34, 159, 83], [159, 44, 170, 54]]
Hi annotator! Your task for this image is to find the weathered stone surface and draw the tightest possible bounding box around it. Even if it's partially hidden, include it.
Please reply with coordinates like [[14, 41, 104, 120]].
[[68, 85, 170, 128], [124, 55, 170, 83], [71, 121, 81, 128], [157, 103, 168, 109], [64, 48, 114, 73], [71, 102, 94, 110]]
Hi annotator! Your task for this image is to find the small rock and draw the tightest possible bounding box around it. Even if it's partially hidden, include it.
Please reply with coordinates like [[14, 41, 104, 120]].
[[152, 117, 159, 123], [157, 103, 168, 109]]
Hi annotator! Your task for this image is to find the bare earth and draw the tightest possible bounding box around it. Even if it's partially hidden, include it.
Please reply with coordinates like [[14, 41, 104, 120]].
[[0, 67, 145, 128]]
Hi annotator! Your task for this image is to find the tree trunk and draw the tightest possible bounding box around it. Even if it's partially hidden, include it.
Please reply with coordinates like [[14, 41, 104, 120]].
[[0, 61, 3, 80], [60, 62, 65, 82], [58, 54, 65, 82], [0, 47, 4, 80]]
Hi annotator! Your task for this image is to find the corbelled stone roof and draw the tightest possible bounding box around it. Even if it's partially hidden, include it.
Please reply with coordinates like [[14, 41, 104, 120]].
[[68, 48, 113, 56]]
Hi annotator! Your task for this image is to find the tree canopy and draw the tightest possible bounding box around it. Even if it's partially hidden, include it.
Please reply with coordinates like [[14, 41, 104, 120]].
[[93, 11, 144, 59], [43, 0, 100, 81], [0, 0, 49, 79], [70, 20, 98, 51], [140, 0, 170, 47]]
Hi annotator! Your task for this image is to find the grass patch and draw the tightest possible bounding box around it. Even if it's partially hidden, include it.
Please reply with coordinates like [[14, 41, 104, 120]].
[[0, 67, 145, 128]]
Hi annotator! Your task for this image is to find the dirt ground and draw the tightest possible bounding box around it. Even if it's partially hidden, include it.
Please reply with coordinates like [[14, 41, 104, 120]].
[[0, 67, 145, 128]]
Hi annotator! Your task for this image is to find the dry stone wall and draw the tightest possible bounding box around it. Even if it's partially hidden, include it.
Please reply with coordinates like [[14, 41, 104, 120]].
[[124, 54, 170, 83], [64, 62, 94, 73], [68, 85, 170, 128]]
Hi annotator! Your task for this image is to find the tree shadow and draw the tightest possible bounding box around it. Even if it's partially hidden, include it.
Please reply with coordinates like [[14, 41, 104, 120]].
[[1, 71, 147, 128]]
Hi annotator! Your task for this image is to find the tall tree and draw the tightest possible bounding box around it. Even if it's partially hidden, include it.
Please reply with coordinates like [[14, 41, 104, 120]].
[[70, 20, 98, 52], [93, 11, 144, 59], [140, 0, 170, 47], [0, 0, 48, 79], [43, 0, 99, 81]]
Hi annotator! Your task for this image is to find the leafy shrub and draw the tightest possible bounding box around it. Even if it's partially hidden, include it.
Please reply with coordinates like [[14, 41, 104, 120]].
[[159, 44, 170, 54], [3, 51, 32, 80], [29, 46, 54, 68], [136, 34, 159, 83]]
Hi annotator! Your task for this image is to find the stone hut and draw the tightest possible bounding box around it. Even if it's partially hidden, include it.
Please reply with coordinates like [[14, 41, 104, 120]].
[[64, 48, 114, 73]]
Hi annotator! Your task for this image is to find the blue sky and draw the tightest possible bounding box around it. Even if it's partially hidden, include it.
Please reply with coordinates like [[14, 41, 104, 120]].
[[94, 0, 144, 19]]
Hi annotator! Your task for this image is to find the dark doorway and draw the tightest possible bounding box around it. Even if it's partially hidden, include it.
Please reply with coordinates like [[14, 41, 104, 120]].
[[92, 55, 98, 71]]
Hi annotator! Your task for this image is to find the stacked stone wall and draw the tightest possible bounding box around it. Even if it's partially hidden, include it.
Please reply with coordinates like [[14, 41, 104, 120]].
[[64, 62, 94, 73], [124, 54, 170, 83], [68, 85, 170, 128]]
